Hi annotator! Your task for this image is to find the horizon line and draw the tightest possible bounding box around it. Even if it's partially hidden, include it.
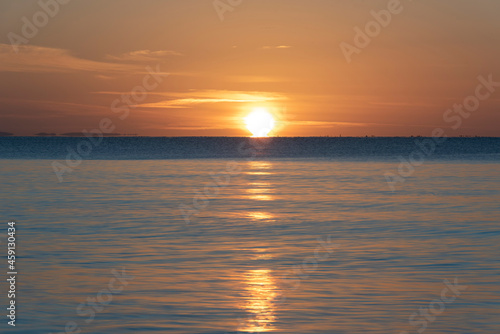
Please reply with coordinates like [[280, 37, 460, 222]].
[[1, 135, 499, 139]]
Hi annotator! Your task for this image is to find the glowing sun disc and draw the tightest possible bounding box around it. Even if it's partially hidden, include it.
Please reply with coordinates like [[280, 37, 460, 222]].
[[245, 108, 275, 137]]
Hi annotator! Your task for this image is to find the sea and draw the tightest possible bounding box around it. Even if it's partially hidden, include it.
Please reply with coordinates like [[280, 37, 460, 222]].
[[0, 137, 499, 334]]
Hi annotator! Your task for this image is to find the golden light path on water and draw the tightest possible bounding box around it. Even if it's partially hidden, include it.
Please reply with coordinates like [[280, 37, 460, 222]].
[[239, 269, 278, 332], [239, 160, 278, 332]]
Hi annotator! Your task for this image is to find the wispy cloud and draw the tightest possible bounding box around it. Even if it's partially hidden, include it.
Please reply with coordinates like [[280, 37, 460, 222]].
[[288, 120, 412, 128], [0, 44, 139, 74], [106, 49, 182, 62], [225, 75, 286, 83], [368, 101, 438, 108], [262, 45, 292, 50], [290, 121, 372, 128], [0, 97, 109, 116], [151, 125, 226, 131], [94, 90, 287, 109], [140, 90, 286, 109]]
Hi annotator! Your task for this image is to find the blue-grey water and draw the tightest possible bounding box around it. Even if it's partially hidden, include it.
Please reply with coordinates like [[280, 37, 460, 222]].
[[0, 137, 499, 333]]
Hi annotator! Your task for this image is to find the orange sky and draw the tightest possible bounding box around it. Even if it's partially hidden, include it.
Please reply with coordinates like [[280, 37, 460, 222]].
[[1, 0, 499, 136]]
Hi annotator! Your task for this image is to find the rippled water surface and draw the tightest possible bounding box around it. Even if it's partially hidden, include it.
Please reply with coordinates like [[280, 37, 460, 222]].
[[1, 158, 499, 333]]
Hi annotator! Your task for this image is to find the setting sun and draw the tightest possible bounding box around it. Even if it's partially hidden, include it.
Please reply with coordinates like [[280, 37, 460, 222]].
[[244, 108, 276, 137]]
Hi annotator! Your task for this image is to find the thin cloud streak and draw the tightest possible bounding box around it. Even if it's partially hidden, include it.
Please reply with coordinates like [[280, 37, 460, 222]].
[[95, 90, 287, 109], [0, 44, 142, 74], [106, 50, 182, 62]]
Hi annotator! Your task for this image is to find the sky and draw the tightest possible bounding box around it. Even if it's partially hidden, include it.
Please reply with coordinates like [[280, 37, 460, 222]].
[[0, 0, 499, 137]]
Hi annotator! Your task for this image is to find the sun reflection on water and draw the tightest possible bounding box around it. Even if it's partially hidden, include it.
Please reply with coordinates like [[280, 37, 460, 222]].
[[238, 161, 279, 331], [247, 211, 275, 221], [239, 269, 278, 332], [246, 161, 274, 175], [245, 184, 275, 202]]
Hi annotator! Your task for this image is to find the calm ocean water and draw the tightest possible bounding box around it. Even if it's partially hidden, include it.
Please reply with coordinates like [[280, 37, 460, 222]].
[[0, 137, 499, 333]]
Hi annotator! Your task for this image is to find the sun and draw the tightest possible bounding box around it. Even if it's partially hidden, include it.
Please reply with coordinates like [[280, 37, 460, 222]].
[[244, 108, 275, 137]]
